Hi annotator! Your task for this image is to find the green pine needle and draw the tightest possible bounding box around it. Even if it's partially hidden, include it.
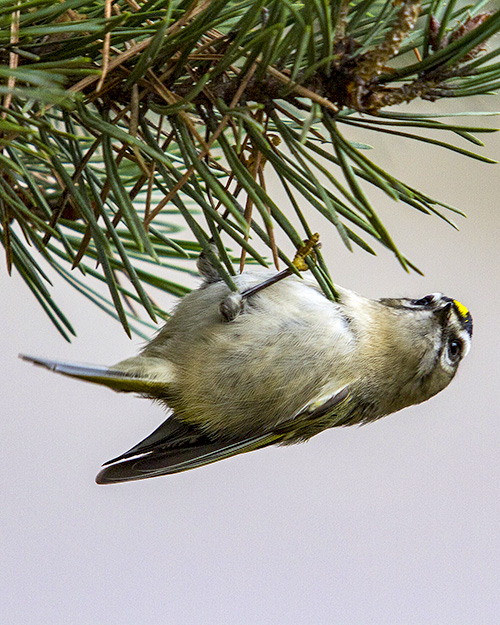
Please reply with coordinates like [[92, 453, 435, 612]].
[[0, 0, 498, 337]]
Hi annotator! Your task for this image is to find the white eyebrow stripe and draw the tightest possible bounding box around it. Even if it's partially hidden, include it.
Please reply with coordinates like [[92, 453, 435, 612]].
[[459, 330, 472, 357]]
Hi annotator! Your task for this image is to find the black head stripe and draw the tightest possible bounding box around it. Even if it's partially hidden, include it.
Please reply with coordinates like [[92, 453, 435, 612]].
[[442, 296, 473, 337]]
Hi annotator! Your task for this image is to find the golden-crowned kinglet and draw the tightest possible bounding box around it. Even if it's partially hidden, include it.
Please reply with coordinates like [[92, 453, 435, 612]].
[[21, 259, 472, 484]]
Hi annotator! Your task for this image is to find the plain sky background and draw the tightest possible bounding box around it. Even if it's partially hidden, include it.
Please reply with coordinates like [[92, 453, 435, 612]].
[[2, 94, 499, 625]]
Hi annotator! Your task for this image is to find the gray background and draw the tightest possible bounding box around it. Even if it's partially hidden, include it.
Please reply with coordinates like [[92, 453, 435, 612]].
[[1, 96, 499, 624]]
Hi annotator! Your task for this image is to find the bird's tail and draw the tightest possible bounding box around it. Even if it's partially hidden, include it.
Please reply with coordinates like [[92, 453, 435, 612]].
[[19, 354, 169, 395]]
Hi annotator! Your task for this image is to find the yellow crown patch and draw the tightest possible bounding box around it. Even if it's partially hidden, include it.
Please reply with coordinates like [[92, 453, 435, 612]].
[[453, 299, 469, 319]]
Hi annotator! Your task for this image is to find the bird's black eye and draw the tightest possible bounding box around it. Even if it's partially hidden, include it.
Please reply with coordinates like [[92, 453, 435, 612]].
[[412, 294, 435, 307], [448, 339, 463, 362]]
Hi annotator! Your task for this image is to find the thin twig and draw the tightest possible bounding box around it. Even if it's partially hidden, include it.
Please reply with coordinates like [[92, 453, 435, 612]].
[[144, 61, 260, 227], [2, 1, 20, 119], [96, 0, 113, 93]]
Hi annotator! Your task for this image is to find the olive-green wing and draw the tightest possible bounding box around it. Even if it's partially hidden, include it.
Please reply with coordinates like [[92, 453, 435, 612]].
[[96, 385, 351, 484], [96, 433, 282, 484]]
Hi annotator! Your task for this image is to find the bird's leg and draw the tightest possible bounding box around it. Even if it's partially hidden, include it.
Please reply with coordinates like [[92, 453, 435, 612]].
[[196, 243, 223, 283], [219, 233, 320, 322], [240, 233, 320, 299]]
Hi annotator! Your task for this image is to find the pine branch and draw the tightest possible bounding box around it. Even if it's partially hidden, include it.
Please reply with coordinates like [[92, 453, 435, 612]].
[[0, 0, 498, 338]]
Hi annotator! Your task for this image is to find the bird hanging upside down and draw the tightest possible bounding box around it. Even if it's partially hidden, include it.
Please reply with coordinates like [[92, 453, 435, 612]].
[[21, 247, 472, 484]]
